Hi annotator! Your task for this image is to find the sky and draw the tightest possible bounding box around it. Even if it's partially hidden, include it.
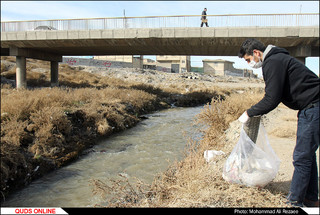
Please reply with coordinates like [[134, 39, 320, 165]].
[[1, 1, 319, 76]]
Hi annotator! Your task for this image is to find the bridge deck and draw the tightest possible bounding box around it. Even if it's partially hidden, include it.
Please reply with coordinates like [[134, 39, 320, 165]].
[[1, 27, 319, 57]]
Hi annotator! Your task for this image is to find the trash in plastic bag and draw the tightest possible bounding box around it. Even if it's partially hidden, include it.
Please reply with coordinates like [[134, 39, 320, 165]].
[[204, 150, 225, 163], [222, 122, 280, 187]]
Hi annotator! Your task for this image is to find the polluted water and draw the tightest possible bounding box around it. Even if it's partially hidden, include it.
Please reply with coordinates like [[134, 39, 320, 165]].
[[2, 106, 205, 207]]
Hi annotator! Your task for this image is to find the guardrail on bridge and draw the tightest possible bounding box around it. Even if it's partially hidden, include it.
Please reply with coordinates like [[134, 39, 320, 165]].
[[1, 13, 319, 32]]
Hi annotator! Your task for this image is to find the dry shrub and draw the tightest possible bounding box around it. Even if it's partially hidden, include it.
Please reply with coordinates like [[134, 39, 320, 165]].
[[1, 66, 16, 80], [197, 91, 263, 149], [1, 56, 16, 75], [1, 116, 28, 148], [26, 72, 50, 87], [1, 62, 7, 73], [1, 56, 16, 62], [1, 88, 72, 121], [58, 64, 128, 89], [0, 116, 28, 193], [0, 143, 27, 190], [59, 66, 96, 88], [175, 90, 220, 107], [91, 175, 152, 207], [28, 106, 72, 158]]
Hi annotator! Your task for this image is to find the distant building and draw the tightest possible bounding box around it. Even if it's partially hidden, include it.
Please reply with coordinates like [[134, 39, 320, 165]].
[[94, 55, 143, 69], [143, 58, 156, 70], [94, 55, 132, 62], [92, 55, 256, 77], [93, 55, 191, 73], [243, 69, 257, 78], [191, 67, 204, 73], [202, 59, 255, 78], [156, 55, 191, 73]]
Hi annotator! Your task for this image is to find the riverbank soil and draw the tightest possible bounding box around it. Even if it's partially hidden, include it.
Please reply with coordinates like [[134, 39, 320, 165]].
[[0, 56, 262, 201]]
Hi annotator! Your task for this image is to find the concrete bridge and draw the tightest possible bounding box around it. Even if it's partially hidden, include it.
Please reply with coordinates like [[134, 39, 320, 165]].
[[1, 14, 319, 88]]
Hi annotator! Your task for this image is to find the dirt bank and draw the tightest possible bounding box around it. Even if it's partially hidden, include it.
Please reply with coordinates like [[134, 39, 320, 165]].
[[1, 56, 263, 201]]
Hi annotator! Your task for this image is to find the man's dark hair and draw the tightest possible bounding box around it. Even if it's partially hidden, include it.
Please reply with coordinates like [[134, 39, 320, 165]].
[[238, 38, 266, 58]]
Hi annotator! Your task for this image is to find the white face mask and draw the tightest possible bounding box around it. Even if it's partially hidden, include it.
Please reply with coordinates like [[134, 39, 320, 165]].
[[248, 52, 263, 69], [249, 60, 262, 69]]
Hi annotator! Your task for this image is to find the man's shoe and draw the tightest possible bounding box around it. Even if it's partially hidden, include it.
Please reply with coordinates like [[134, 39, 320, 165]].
[[285, 200, 304, 207], [303, 199, 319, 207]]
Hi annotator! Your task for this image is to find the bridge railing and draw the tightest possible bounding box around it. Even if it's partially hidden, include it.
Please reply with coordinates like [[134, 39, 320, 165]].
[[1, 13, 319, 32]]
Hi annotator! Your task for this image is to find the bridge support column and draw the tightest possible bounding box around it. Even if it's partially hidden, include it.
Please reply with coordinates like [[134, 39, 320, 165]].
[[50, 61, 59, 87], [295, 57, 306, 64], [9, 47, 62, 88], [16, 56, 27, 89], [291, 45, 311, 65], [132, 55, 143, 69]]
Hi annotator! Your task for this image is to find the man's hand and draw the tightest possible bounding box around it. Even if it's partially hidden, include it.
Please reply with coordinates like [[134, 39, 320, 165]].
[[238, 111, 249, 123]]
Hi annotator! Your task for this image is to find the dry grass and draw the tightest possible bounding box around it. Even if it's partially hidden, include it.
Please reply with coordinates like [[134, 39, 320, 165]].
[[0, 56, 227, 200], [91, 91, 288, 207]]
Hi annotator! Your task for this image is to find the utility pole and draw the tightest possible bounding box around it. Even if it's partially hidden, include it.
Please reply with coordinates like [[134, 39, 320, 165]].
[[123, 9, 128, 28], [299, 5, 302, 13], [297, 5, 302, 26]]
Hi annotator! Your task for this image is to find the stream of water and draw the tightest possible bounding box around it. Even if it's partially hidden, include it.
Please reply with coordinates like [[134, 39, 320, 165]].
[[2, 106, 205, 207]]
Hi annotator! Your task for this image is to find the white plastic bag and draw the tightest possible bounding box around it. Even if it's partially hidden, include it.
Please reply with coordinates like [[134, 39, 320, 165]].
[[204, 150, 225, 163], [222, 123, 280, 187]]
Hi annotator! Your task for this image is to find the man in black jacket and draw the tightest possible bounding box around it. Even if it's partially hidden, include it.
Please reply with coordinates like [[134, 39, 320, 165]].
[[201, 8, 209, 27], [238, 38, 319, 207]]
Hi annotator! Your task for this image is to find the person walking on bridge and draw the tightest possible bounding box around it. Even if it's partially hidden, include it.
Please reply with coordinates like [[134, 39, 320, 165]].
[[201, 8, 209, 27], [238, 38, 319, 207]]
